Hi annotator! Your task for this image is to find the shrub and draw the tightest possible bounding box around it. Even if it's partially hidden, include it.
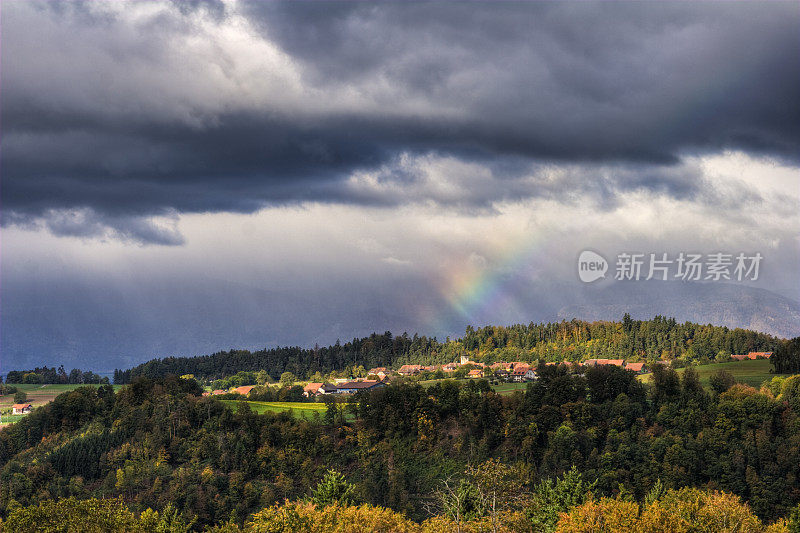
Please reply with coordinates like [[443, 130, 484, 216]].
[[246, 502, 418, 533], [554, 497, 639, 533]]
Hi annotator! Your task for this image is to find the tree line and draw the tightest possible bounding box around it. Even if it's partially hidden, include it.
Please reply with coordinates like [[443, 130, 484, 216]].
[[4, 366, 108, 385], [113, 315, 784, 384]]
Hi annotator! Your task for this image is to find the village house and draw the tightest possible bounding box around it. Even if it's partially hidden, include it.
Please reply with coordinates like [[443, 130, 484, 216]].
[[512, 364, 532, 382], [12, 403, 32, 415], [211, 389, 226, 396], [398, 364, 423, 376], [731, 352, 772, 361], [303, 383, 323, 397], [232, 385, 255, 396], [584, 359, 625, 368], [317, 383, 339, 395], [442, 362, 459, 373], [493, 368, 511, 379], [335, 380, 386, 394], [367, 368, 392, 380], [625, 362, 647, 374], [467, 369, 483, 379]]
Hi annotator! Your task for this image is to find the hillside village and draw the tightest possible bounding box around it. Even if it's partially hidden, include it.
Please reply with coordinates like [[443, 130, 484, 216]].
[[201, 351, 773, 398]]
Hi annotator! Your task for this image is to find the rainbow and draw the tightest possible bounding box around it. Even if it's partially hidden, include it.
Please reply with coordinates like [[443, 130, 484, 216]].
[[427, 230, 554, 336]]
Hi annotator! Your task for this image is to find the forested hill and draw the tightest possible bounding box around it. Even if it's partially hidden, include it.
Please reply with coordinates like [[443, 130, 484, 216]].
[[4, 368, 800, 529], [113, 315, 780, 383]]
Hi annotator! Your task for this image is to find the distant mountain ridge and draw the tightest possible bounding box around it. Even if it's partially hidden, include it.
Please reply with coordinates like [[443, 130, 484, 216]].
[[558, 281, 800, 340], [3, 276, 797, 372]]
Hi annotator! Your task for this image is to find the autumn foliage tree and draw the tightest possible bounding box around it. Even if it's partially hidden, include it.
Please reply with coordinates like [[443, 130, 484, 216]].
[[556, 488, 785, 533]]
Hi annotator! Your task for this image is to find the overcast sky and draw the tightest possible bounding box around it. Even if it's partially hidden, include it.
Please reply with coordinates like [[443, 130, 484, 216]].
[[2, 1, 799, 371]]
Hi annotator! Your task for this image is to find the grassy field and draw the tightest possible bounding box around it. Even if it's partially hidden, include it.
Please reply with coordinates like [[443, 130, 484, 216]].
[[0, 383, 123, 428], [638, 359, 789, 389], [219, 400, 330, 420], [0, 414, 27, 425], [491, 382, 529, 395], [418, 377, 529, 395], [416, 361, 790, 394]]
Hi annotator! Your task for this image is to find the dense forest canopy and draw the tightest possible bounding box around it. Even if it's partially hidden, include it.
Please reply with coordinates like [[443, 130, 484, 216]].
[[1, 370, 799, 530], [772, 336, 800, 374], [113, 315, 781, 383]]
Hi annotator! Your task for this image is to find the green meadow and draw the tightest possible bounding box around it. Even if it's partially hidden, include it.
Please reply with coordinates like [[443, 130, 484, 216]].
[[639, 358, 787, 389], [219, 400, 330, 420], [418, 377, 528, 395], [489, 382, 529, 395]]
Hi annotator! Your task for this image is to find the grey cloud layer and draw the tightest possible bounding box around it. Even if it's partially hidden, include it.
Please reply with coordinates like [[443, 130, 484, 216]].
[[2, 1, 798, 242]]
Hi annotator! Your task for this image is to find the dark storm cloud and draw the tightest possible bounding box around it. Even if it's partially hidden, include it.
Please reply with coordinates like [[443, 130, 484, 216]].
[[243, 1, 799, 157], [1, 1, 798, 243]]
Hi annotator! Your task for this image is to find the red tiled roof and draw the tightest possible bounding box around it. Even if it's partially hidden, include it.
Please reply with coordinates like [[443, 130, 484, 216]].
[[512, 364, 530, 375], [12, 404, 32, 409], [233, 385, 255, 395], [399, 364, 429, 374], [304, 383, 323, 393], [586, 358, 625, 367], [212, 389, 226, 395], [625, 363, 645, 372], [337, 380, 382, 390]]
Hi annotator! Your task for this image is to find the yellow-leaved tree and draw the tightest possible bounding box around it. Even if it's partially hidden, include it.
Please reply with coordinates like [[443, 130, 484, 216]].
[[555, 487, 789, 533]]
